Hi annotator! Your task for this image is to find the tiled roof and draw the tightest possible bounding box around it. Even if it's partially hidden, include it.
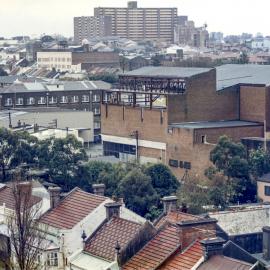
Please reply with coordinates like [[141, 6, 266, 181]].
[[84, 217, 142, 261], [158, 240, 203, 270], [0, 184, 42, 210], [40, 188, 107, 229], [122, 224, 180, 270], [155, 211, 200, 229], [197, 255, 253, 270]]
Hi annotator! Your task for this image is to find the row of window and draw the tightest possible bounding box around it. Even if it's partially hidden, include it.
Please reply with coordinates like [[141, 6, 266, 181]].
[[38, 57, 72, 62], [4, 95, 100, 106]]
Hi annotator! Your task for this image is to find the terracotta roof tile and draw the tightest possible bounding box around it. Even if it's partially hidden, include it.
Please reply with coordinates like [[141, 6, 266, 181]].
[[0, 184, 41, 210], [123, 224, 180, 270], [158, 240, 203, 270], [40, 188, 107, 229], [84, 217, 142, 261], [197, 255, 253, 270], [155, 211, 200, 229]]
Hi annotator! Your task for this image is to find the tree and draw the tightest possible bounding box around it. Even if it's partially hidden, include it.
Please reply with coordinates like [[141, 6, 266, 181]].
[[0, 128, 38, 181], [37, 135, 88, 191], [238, 51, 249, 64], [249, 148, 270, 179], [7, 174, 47, 270], [208, 135, 256, 204], [145, 163, 179, 198], [177, 177, 210, 214], [151, 55, 161, 66], [119, 168, 158, 217]]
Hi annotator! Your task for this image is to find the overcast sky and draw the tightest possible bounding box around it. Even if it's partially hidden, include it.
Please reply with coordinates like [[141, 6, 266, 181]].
[[0, 0, 269, 38]]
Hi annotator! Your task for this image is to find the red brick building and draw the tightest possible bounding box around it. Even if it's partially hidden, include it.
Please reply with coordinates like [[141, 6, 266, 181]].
[[101, 64, 270, 179]]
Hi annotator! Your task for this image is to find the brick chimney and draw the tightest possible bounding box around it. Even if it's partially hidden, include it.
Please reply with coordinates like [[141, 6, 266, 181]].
[[162, 196, 178, 214], [263, 226, 270, 260], [200, 237, 226, 260], [178, 218, 217, 250], [92, 184, 105, 196], [17, 182, 32, 196], [105, 202, 122, 220], [48, 187, 61, 208]]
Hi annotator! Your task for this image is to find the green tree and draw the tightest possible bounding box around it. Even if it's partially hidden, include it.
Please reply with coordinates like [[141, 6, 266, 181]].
[[209, 135, 256, 204], [249, 148, 270, 178], [145, 163, 179, 198], [0, 128, 38, 181], [119, 168, 158, 217], [37, 135, 87, 191]]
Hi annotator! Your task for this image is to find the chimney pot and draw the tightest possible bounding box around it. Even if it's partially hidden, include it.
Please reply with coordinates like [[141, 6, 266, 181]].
[[105, 202, 122, 220], [162, 196, 178, 214], [92, 184, 105, 196], [48, 186, 61, 208], [263, 226, 270, 260]]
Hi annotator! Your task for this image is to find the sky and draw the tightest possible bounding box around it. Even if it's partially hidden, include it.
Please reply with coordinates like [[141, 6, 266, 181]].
[[0, 0, 269, 38]]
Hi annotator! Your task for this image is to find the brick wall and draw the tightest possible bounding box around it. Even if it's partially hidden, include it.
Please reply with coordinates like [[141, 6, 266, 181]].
[[240, 85, 266, 122], [101, 105, 168, 143], [195, 125, 264, 144], [167, 69, 239, 124]]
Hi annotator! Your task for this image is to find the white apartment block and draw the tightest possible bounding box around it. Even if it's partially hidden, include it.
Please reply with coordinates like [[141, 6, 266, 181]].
[[37, 51, 81, 72]]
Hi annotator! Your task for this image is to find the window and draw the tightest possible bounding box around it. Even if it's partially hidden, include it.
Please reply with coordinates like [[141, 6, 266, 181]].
[[38, 97, 46, 104], [265, 186, 270, 196], [82, 95, 89, 103], [60, 96, 68, 103], [94, 107, 100, 115], [94, 122, 101, 129], [71, 96, 79, 103], [49, 96, 57, 104], [16, 97, 23, 105], [5, 98, 12, 106], [169, 159, 178, 167], [93, 94, 100, 102], [27, 97, 35, 105], [47, 252, 58, 267]]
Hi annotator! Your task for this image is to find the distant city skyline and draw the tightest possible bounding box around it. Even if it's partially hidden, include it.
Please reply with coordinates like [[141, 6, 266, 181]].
[[1, 0, 269, 38]]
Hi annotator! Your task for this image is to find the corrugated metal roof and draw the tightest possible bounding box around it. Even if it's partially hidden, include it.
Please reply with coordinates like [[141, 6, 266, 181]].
[[123, 66, 212, 79], [217, 64, 270, 90]]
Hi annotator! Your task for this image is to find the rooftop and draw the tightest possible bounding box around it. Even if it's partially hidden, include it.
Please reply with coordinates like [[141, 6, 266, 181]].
[[122, 224, 180, 270], [197, 255, 253, 270], [170, 120, 262, 130], [40, 188, 107, 229], [122, 66, 212, 79], [158, 240, 203, 270], [217, 64, 270, 90], [1, 80, 111, 94], [84, 216, 142, 261], [0, 183, 42, 210]]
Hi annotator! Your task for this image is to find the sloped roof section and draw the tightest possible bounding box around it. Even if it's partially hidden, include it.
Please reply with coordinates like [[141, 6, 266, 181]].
[[84, 216, 142, 261], [0, 184, 42, 210], [122, 224, 180, 270], [197, 255, 253, 270], [40, 188, 107, 229], [155, 211, 200, 229], [158, 240, 203, 270]]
